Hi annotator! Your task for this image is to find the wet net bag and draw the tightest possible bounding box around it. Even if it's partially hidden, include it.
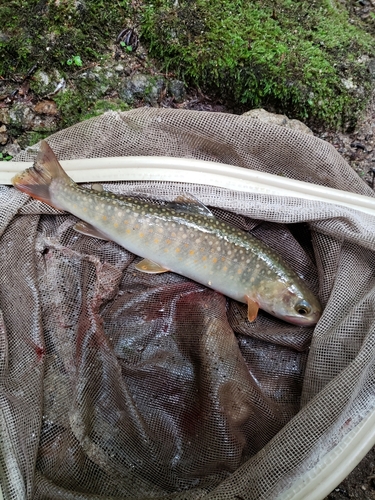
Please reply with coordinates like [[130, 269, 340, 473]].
[[1, 108, 375, 500]]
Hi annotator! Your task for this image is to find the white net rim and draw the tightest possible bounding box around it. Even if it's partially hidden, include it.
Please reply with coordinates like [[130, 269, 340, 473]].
[[3, 156, 375, 218]]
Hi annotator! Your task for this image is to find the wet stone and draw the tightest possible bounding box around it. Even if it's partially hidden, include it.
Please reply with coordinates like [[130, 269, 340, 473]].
[[167, 79, 187, 103], [120, 73, 166, 106]]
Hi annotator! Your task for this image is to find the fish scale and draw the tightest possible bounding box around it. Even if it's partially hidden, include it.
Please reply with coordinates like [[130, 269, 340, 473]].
[[11, 140, 322, 326]]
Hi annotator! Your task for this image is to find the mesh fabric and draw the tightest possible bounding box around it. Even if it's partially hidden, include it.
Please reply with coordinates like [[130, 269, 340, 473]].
[[1, 108, 375, 499]]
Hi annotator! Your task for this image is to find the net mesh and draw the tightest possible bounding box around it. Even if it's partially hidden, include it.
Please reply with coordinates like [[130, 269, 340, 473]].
[[1, 107, 375, 499]]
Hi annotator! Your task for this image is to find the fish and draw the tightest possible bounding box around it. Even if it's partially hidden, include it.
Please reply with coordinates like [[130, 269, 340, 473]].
[[12, 140, 322, 326]]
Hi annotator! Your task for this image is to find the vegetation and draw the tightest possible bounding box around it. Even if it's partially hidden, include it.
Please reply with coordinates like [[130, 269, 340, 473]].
[[0, 0, 375, 129], [0, 0, 130, 77], [53, 90, 129, 130], [141, 0, 375, 128]]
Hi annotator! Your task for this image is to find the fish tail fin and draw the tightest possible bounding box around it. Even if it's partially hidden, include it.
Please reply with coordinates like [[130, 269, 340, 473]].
[[11, 140, 71, 206]]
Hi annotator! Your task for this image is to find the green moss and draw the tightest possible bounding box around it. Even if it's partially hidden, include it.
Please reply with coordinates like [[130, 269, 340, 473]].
[[0, 0, 131, 77], [53, 84, 129, 129], [140, 0, 375, 128], [80, 98, 129, 120], [2, 0, 375, 131], [26, 130, 51, 146]]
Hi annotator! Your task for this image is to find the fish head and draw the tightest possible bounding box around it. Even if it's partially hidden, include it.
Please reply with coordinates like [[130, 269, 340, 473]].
[[256, 279, 322, 326]]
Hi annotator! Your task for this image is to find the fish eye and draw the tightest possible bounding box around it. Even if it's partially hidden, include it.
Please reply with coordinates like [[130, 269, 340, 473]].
[[295, 300, 312, 316]]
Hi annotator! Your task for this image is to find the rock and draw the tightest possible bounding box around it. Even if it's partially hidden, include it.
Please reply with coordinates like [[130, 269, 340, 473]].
[[31, 69, 63, 96], [288, 119, 314, 135], [342, 78, 357, 90], [114, 64, 126, 73], [167, 79, 186, 103], [243, 108, 314, 135], [0, 134, 7, 145], [74, 0, 86, 12], [29, 114, 58, 132], [0, 108, 10, 124], [368, 59, 375, 79], [3, 142, 21, 157], [35, 70, 50, 87], [78, 66, 120, 99], [9, 102, 58, 132], [0, 124, 7, 145], [0, 32, 10, 43], [120, 73, 165, 106], [34, 100, 58, 116], [9, 103, 36, 130]]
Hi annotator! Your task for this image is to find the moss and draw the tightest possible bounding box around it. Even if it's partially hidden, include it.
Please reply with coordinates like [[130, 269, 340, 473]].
[[0, 0, 131, 77], [53, 85, 129, 129], [140, 0, 375, 128], [25, 130, 51, 146], [2, 0, 375, 131], [80, 98, 129, 120]]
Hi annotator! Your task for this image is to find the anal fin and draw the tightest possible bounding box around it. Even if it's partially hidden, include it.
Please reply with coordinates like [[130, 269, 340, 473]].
[[135, 259, 169, 274], [245, 295, 259, 322], [73, 221, 110, 241]]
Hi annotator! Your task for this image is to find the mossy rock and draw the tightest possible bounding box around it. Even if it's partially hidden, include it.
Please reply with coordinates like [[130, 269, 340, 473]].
[[0, 0, 129, 77], [2, 0, 375, 131], [141, 0, 375, 129]]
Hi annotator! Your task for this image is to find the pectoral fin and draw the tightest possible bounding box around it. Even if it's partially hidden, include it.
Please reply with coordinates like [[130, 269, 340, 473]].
[[245, 295, 259, 322], [135, 259, 169, 274], [73, 221, 110, 241]]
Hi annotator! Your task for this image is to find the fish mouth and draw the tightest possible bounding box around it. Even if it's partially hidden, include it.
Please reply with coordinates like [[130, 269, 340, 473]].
[[282, 311, 321, 327]]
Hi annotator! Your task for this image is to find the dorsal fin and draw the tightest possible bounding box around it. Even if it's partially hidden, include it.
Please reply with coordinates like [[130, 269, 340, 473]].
[[167, 193, 214, 218]]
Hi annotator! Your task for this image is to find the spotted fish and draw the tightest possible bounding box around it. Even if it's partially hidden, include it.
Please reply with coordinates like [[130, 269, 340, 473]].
[[12, 140, 321, 326]]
